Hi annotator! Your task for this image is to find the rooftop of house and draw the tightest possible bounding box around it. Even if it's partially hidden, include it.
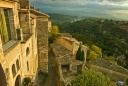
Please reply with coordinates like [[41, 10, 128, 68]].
[[51, 42, 83, 66], [18, 9, 49, 18], [63, 36, 80, 44], [51, 43, 72, 58]]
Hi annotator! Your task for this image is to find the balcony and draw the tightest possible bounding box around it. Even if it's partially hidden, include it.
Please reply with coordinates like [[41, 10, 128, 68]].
[[3, 40, 19, 53]]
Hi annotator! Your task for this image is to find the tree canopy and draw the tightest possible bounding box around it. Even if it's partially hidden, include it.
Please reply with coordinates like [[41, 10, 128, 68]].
[[71, 69, 116, 86], [91, 45, 102, 55], [49, 25, 60, 43]]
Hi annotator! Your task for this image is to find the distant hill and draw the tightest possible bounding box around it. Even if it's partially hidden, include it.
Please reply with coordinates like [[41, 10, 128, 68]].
[[48, 13, 88, 24], [59, 19, 128, 57], [58, 19, 128, 68]]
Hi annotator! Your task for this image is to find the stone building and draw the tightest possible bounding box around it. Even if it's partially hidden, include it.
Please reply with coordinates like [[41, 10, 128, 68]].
[[0, 0, 50, 86], [50, 35, 87, 86]]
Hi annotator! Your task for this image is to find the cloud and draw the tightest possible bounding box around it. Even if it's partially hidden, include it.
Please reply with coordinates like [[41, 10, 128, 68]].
[[30, 0, 128, 20]]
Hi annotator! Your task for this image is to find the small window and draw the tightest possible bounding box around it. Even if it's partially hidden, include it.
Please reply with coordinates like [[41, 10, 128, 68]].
[[12, 64, 16, 77], [26, 47, 30, 56], [16, 59, 20, 71], [27, 61, 29, 71]]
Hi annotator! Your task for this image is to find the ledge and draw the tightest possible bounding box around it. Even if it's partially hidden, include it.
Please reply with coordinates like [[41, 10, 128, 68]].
[[21, 34, 32, 43], [3, 40, 20, 54]]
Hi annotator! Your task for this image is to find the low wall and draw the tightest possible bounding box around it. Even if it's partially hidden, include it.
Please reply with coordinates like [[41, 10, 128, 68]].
[[86, 63, 128, 82]]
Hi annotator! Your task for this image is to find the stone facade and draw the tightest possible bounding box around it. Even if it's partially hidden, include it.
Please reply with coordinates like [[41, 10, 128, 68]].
[[0, 0, 50, 86], [36, 17, 51, 73]]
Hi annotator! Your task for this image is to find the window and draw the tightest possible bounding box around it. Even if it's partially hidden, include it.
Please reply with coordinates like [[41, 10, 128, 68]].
[[16, 59, 20, 71], [0, 8, 13, 45], [12, 64, 16, 77], [27, 61, 29, 71], [61, 65, 70, 73], [26, 47, 30, 56]]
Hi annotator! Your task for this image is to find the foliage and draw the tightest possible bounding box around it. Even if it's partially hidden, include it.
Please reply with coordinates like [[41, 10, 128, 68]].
[[88, 50, 98, 60], [103, 56, 116, 63], [71, 69, 116, 86], [76, 46, 81, 60], [23, 77, 31, 86], [51, 25, 59, 35], [126, 79, 128, 85], [117, 59, 124, 67], [91, 45, 102, 55], [49, 25, 60, 43], [38, 71, 48, 84], [59, 19, 128, 57], [48, 13, 78, 24], [76, 46, 85, 62]]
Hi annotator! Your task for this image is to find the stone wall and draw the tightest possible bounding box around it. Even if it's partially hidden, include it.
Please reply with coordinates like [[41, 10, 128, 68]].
[[3, 42, 22, 86], [86, 63, 128, 82], [19, 0, 29, 9], [36, 17, 49, 73], [86, 57, 128, 82]]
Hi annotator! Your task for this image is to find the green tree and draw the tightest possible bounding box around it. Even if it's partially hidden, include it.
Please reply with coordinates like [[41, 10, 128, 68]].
[[76, 46, 85, 62], [91, 45, 102, 55], [76, 46, 81, 60], [51, 25, 59, 35], [126, 79, 128, 85], [71, 70, 116, 86], [88, 50, 98, 60], [49, 25, 60, 43], [81, 51, 85, 61]]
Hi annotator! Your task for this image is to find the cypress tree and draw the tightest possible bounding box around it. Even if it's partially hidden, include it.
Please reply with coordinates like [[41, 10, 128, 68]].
[[76, 46, 81, 60], [76, 46, 85, 62], [81, 50, 85, 62]]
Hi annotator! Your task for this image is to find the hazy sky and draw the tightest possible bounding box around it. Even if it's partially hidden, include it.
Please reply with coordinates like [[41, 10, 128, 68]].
[[30, 0, 128, 20]]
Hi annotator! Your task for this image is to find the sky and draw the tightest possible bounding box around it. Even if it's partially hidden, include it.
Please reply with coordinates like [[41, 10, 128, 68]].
[[30, 0, 128, 20]]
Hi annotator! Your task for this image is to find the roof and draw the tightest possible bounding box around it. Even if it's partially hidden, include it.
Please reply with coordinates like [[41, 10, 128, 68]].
[[19, 9, 49, 17], [30, 9, 49, 17], [51, 43, 84, 65], [51, 43, 72, 65], [51, 43, 72, 57]]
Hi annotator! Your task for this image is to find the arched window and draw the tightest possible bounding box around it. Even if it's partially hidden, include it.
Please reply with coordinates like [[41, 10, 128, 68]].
[[26, 47, 29, 57], [12, 64, 16, 77], [27, 61, 29, 71], [15, 75, 21, 86], [16, 59, 20, 71]]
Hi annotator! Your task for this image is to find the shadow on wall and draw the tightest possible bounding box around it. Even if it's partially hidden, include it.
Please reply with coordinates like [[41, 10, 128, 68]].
[[0, 64, 7, 86]]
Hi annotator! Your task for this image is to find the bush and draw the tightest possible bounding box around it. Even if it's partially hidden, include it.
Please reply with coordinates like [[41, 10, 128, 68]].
[[23, 77, 31, 86], [71, 69, 116, 86]]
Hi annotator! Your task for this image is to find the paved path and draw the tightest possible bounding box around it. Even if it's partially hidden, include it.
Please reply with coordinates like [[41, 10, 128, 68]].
[[44, 50, 58, 86]]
